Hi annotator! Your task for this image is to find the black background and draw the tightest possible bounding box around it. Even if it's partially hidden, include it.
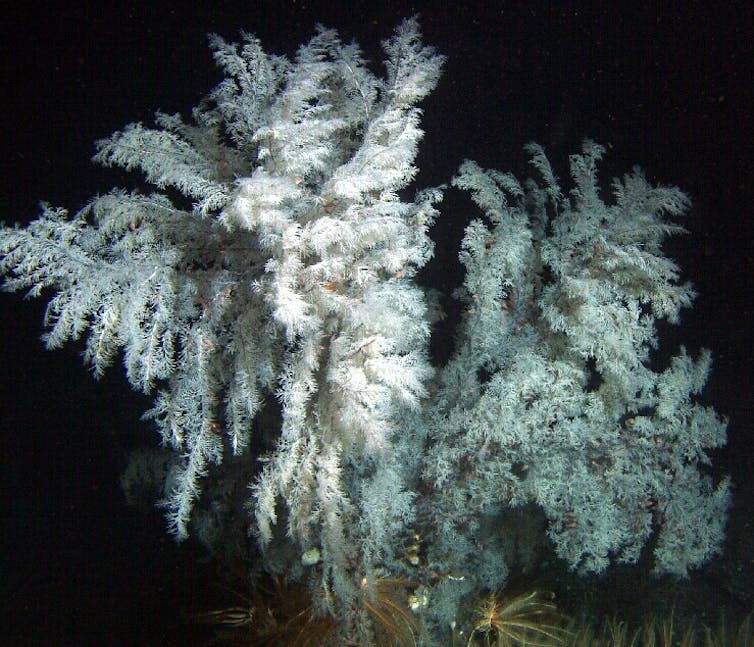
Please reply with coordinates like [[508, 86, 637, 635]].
[[1, 2, 751, 644]]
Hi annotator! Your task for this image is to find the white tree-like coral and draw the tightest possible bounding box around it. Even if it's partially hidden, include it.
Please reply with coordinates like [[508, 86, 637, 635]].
[[1, 20, 443, 629], [419, 141, 730, 632]]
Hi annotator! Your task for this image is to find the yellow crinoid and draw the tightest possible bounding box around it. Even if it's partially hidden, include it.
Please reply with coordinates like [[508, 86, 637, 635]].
[[360, 576, 421, 647], [466, 589, 571, 647]]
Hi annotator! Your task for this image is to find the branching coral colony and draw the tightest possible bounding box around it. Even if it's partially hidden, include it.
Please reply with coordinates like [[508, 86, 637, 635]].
[[0, 17, 730, 644]]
